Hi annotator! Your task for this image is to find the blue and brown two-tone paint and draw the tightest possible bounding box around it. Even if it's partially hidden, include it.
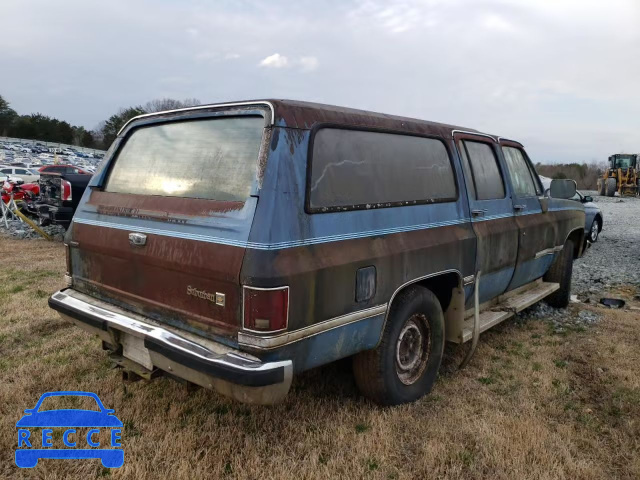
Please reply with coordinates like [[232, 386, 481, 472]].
[[58, 100, 585, 376]]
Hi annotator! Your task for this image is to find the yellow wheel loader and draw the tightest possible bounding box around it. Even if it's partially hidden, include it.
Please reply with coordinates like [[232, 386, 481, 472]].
[[598, 154, 639, 197]]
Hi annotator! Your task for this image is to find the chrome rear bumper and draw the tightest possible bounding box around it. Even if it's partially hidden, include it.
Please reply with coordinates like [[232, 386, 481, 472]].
[[49, 289, 293, 404]]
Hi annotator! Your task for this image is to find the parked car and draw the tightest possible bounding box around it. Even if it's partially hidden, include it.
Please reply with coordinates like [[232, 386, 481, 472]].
[[38, 164, 91, 175], [48, 100, 585, 406], [571, 191, 603, 243], [539, 176, 603, 243], [0, 166, 40, 183]]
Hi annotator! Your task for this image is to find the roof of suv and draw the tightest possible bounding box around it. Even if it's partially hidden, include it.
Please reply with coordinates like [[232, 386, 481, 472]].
[[120, 99, 499, 141]]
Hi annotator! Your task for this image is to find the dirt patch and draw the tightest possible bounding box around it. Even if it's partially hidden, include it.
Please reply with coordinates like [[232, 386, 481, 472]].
[[1, 238, 639, 479]]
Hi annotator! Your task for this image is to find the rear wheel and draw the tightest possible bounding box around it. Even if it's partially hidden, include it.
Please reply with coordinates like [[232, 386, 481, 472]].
[[352, 286, 444, 405], [605, 177, 617, 197], [598, 179, 606, 196], [544, 241, 574, 308], [589, 218, 600, 243]]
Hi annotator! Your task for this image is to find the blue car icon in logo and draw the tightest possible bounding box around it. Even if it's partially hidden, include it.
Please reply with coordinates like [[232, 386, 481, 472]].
[[16, 391, 123, 468]]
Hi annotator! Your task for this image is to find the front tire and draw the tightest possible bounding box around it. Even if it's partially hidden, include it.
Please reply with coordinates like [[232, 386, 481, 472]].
[[544, 241, 574, 308], [589, 219, 600, 243], [352, 286, 444, 405], [605, 177, 617, 197]]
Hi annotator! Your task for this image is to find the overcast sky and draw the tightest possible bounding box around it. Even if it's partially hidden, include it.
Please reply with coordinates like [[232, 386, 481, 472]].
[[1, 0, 638, 163]]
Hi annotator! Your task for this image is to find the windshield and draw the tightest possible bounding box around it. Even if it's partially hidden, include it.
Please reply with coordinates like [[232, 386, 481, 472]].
[[105, 116, 264, 201], [612, 156, 635, 169]]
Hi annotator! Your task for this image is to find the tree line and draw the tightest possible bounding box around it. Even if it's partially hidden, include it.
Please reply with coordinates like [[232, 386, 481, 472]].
[[535, 162, 606, 190], [0, 94, 199, 150]]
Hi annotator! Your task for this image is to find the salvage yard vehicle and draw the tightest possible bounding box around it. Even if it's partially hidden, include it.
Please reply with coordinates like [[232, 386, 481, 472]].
[[48, 100, 586, 406], [540, 176, 603, 243], [598, 153, 639, 197], [32, 171, 91, 227]]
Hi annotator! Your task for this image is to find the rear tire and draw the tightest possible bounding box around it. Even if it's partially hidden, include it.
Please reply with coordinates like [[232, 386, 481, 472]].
[[544, 241, 574, 308], [598, 179, 606, 196], [352, 286, 444, 405], [605, 177, 617, 197]]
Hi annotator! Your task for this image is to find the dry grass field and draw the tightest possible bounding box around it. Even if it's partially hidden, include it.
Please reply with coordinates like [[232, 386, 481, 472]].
[[1, 237, 639, 479]]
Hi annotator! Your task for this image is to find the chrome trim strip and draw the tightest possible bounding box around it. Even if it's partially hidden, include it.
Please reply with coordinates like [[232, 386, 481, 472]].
[[52, 289, 291, 374], [73, 217, 471, 250], [534, 245, 565, 259], [74, 207, 578, 251], [463, 275, 475, 285], [497, 137, 524, 146], [117, 101, 276, 135], [238, 304, 387, 350], [451, 130, 498, 142], [241, 285, 290, 334]]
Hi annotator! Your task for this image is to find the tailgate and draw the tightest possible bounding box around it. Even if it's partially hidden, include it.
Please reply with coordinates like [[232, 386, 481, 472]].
[[68, 113, 267, 340]]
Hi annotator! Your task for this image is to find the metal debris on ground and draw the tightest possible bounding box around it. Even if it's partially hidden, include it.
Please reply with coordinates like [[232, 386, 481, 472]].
[[599, 298, 626, 309]]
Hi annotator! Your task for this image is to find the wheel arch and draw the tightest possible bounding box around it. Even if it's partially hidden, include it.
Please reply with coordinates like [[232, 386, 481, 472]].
[[565, 227, 585, 259], [377, 270, 465, 346]]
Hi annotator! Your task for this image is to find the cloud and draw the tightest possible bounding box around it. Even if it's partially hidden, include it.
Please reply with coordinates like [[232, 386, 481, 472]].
[[1, 0, 638, 163], [481, 14, 516, 33], [259, 53, 288, 68], [299, 56, 319, 72]]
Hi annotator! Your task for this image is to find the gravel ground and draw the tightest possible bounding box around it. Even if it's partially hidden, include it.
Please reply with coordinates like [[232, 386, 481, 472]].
[[572, 191, 640, 294], [0, 217, 66, 241]]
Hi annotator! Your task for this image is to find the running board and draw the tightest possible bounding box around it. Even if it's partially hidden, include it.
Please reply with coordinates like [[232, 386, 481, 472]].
[[460, 281, 559, 343]]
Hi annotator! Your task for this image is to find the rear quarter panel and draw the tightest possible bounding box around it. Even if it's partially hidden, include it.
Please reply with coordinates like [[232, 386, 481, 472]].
[[242, 127, 476, 340]]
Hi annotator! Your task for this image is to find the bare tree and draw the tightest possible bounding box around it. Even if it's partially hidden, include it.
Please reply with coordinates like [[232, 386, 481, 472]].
[[143, 98, 201, 113]]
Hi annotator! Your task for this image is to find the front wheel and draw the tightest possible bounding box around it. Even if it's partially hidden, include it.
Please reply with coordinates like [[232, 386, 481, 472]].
[[544, 241, 574, 308], [589, 219, 600, 243], [352, 286, 444, 405], [605, 177, 617, 197]]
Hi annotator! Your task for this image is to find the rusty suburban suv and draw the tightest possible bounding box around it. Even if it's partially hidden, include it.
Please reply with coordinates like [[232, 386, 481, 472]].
[[49, 100, 585, 405]]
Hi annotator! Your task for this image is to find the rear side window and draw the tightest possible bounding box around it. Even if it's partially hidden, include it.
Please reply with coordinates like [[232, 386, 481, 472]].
[[458, 141, 505, 200], [105, 116, 264, 201], [308, 128, 456, 211], [502, 146, 538, 197]]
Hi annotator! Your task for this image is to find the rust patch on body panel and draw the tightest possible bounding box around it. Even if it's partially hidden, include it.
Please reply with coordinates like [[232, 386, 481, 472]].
[[89, 191, 245, 218], [72, 222, 244, 335], [470, 216, 519, 274], [242, 223, 475, 331]]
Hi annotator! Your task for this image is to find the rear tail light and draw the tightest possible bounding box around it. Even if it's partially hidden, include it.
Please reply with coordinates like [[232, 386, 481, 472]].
[[243, 286, 289, 333], [61, 179, 72, 201]]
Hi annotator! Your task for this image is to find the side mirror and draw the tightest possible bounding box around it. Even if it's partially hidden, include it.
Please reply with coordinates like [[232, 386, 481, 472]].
[[583, 195, 593, 203], [549, 179, 577, 199]]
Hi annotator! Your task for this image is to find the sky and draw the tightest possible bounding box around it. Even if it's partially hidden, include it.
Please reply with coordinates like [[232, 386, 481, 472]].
[[1, 0, 639, 164]]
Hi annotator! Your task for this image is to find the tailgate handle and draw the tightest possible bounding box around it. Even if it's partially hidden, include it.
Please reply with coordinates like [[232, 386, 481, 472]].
[[129, 232, 147, 247]]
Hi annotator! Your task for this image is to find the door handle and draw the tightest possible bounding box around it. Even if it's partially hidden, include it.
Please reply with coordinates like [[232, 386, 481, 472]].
[[514, 205, 526, 212], [471, 209, 486, 217]]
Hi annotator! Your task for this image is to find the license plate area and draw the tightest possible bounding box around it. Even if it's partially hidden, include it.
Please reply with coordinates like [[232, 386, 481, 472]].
[[120, 332, 153, 370]]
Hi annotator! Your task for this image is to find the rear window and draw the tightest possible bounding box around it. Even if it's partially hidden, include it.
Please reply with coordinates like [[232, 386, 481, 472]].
[[459, 141, 506, 200], [308, 128, 456, 211], [105, 116, 264, 201]]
